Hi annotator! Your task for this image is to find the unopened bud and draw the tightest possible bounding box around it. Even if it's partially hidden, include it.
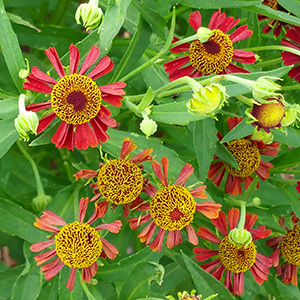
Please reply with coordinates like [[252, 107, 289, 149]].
[[187, 83, 226, 116], [75, 0, 103, 31], [252, 197, 261, 206], [140, 119, 157, 138], [281, 104, 300, 127], [253, 76, 282, 101], [228, 228, 252, 248], [251, 126, 274, 144], [196, 27, 214, 43], [32, 194, 52, 211]]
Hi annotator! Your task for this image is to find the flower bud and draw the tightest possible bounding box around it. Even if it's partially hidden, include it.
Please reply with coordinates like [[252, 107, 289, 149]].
[[14, 94, 39, 141], [32, 194, 52, 212], [187, 83, 226, 116], [252, 76, 282, 101], [228, 228, 252, 249], [140, 119, 157, 138], [251, 126, 274, 144], [281, 104, 299, 127], [75, 0, 103, 31], [19, 68, 29, 80], [196, 27, 214, 42], [252, 197, 261, 206]]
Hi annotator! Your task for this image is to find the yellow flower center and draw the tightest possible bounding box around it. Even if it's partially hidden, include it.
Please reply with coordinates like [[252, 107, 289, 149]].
[[181, 296, 201, 300], [189, 29, 233, 75], [97, 158, 144, 205], [51, 74, 101, 125], [267, 0, 279, 10], [218, 236, 256, 273], [252, 100, 285, 130], [224, 139, 261, 177], [281, 226, 300, 265], [55, 221, 102, 268], [150, 185, 196, 231]]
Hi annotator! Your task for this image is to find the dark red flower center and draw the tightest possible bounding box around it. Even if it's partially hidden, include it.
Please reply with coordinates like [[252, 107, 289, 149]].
[[189, 29, 233, 75], [150, 185, 196, 231], [67, 91, 87, 112], [51, 74, 102, 125]]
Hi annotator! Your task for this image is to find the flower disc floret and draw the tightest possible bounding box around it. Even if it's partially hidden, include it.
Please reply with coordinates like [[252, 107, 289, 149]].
[[218, 236, 257, 273], [189, 30, 233, 75], [51, 74, 102, 125], [251, 99, 285, 130], [224, 139, 261, 177], [55, 221, 102, 268], [267, 0, 279, 9], [150, 185, 196, 231], [97, 158, 144, 205], [281, 226, 300, 265]]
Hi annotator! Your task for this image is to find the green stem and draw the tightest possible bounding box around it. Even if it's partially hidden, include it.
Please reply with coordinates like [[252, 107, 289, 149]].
[[81, 280, 97, 300], [49, 0, 71, 25], [243, 45, 300, 57], [170, 33, 198, 48], [234, 94, 256, 106], [271, 169, 300, 174], [237, 201, 246, 230], [280, 85, 300, 91], [119, 7, 176, 82], [17, 140, 45, 196]]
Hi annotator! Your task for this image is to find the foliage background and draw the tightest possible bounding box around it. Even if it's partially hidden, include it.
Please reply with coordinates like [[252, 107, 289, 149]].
[[0, 0, 300, 299]]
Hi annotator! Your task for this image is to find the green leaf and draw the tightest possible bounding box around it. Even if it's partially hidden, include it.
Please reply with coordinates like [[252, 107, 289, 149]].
[[193, 119, 218, 182], [132, 0, 166, 38], [98, 0, 132, 57], [0, 0, 26, 93], [215, 142, 239, 170], [8, 12, 41, 32], [0, 198, 44, 243], [181, 252, 235, 300], [0, 265, 23, 299], [151, 101, 206, 125], [278, 0, 300, 18], [269, 146, 300, 172], [95, 247, 163, 282], [178, 0, 261, 8], [246, 4, 300, 26], [36, 278, 59, 300], [0, 97, 18, 119], [0, 118, 19, 159], [111, 16, 152, 82], [118, 261, 164, 300], [221, 118, 254, 143], [12, 242, 42, 300]]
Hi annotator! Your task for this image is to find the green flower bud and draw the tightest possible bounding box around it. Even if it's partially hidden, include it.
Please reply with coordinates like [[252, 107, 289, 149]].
[[140, 118, 157, 138], [252, 197, 261, 206], [251, 126, 274, 144], [19, 68, 29, 80], [14, 94, 39, 141], [196, 27, 214, 43], [281, 104, 300, 127], [228, 228, 252, 249], [187, 83, 226, 116], [32, 194, 52, 212], [75, 0, 103, 31], [252, 76, 282, 101]]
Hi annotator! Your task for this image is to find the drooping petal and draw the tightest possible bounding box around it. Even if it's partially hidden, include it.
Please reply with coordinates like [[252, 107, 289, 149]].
[[196, 227, 221, 244], [189, 11, 201, 31], [186, 223, 198, 245], [31, 67, 57, 85], [69, 44, 80, 74], [75, 123, 98, 150], [87, 56, 114, 80], [211, 211, 228, 237], [152, 159, 167, 186], [79, 197, 89, 223], [228, 208, 240, 230], [40, 210, 66, 226], [174, 164, 194, 186], [23, 75, 53, 94], [74, 169, 98, 180], [44, 261, 65, 280], [189, 185, 207, 199], [87, 203, 103, 224], [196, 201, 221, 219], [119, 138, 137, 159], [193, 247, 218, 261], [66, 268, 77, 291], [95, 220, 122, 233], [230, 25, 252, 43], [34, 248, 57, 266], [30, 240, 55, 252], [101, 237, 119, 259], [130, 148, 153, 164], [149, 228, 165, 252], [51, 121, 69, 149]]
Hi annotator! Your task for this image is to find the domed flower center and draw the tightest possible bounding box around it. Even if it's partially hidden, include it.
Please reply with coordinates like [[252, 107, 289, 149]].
[[281, 226, 300, 265], [55, 221, 102, 268], [150, 185, 196, 231], [218, 236, 256, 273], [189, 29, 233, 75], [181, 296, 201, 300], [267, 0, 279, 10], [97, 158, 143, 205], [51, 74, 102, 125], [251, 99, 285, 130], [224, 139, 261, 177]]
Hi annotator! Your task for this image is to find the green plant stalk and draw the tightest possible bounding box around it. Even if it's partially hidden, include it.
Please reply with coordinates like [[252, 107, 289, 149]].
[[49, 0, 71, 25], [237, 201, 247, 231], [82, 279, 97, 300], [243, 45, 300, 57], [119, 7, 176, 83], [17, 140, 45, 197]]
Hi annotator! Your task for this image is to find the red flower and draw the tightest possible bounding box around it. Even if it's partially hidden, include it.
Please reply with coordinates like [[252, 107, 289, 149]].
[[127, 156, 222, 252], [267, 212, 300, 286], [30, 197, 121, 291], [281, 26, 300, 83], [258, 0, 290, 36], [208, 117, 280, 196], [74, 137, 153, 217], [23, 44, 126, 150], [194, 208, 272, 296], [163, 9, 256, 81], [296, 181, 300, 194]]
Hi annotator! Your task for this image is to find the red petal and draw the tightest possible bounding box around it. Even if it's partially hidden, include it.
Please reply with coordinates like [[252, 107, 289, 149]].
[[101, 237, 119, 259], [69, 44, 79, 74], [196, 227, 221, 244], [211, 211, 228, 236], [230, 25, 252, 43], [30, 240, 55, 252], [228, 208, 240, 230], [45, 47, 65, 78], [189, 11, 201, 31], [79, 45, 100, 75], [74, 123, 98, 150], [23, 76, 53, 94], [186, 224, 198, 245], [88, 56, 114, 80], [174, 164, 194, 186], [31, 67, 57, 85], [232, 50, 256, 64], [37, 112, 57, 134]]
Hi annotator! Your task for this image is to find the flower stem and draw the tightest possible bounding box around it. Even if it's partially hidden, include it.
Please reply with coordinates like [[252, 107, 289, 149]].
[[237, 201, 246, 230], [16, 140, 45, 196], [81, 279, 97, 300], [243, 45, 300, 57], [119, 7, 176, 82]]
